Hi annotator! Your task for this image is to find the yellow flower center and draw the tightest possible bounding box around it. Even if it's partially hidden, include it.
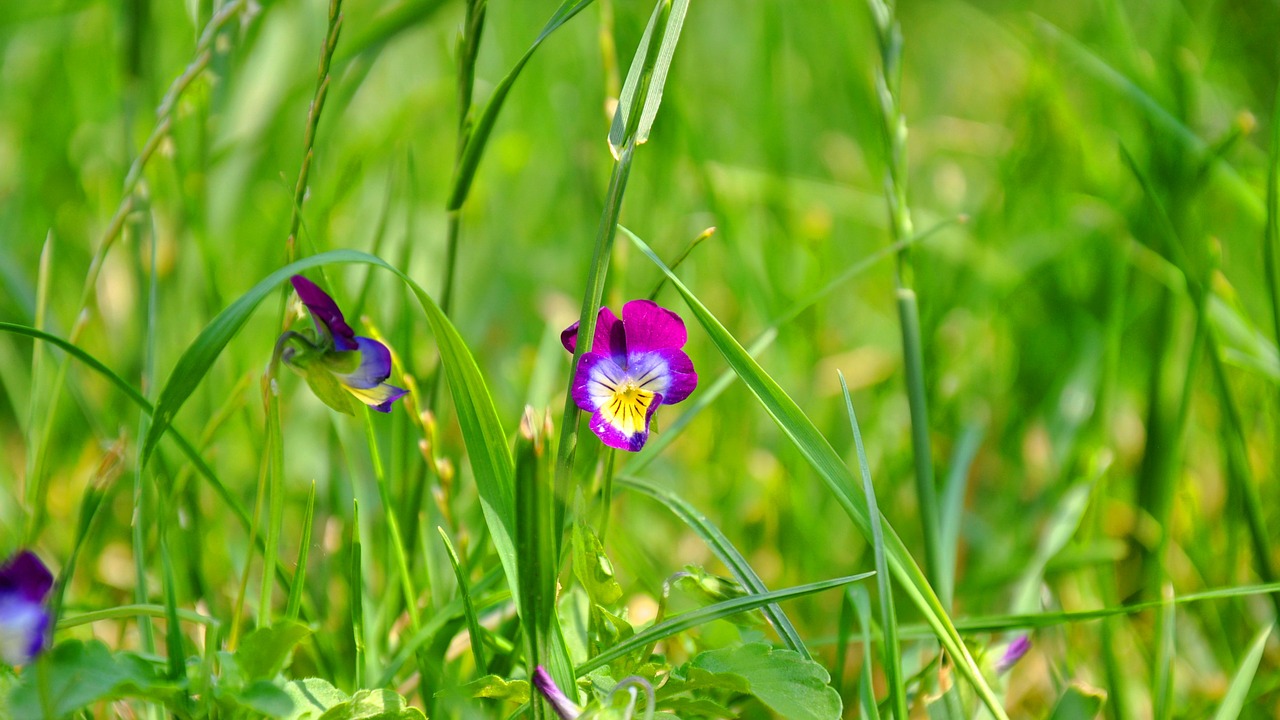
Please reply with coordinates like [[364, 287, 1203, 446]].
[[601, 380, 655, 437]]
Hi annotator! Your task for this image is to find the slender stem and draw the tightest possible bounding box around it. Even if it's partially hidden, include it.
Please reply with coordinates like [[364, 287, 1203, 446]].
[[257, 381, 286, 628], [364, 410, 422, 632]]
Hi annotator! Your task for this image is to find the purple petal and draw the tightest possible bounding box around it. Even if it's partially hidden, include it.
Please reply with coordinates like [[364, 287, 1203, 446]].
[[291, 275, 358, 351], [996, 635, 1030, 673], [345, 382, 409, 413], [532, 666, 581, 719], [571, 353, 625, 414], [622, 299, 687, 353], [0, 597, 49, 665], [627, 349, 697, 406], [0, 551, 53, 604], [334, 337, 393, 389], [562, 307, 627, 363]]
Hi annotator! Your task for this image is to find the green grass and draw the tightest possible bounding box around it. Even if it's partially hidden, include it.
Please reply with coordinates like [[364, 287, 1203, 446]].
[[2, 0, 1280, 717]]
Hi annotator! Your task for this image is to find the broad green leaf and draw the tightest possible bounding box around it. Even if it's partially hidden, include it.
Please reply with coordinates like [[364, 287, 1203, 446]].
[[284, 678, 349, 719], [8, 640, 178, 719], [617, 476, 808, 657], [237, 620, 312, 682], [1211, 626, 1271, 720], [623, 226, 1008, 718], [689, 643, 841, 720]]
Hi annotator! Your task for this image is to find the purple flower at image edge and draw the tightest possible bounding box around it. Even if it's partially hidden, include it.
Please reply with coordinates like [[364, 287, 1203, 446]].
[[284, 275, 408, 414], [562, 300, 697, 452], [0, 551, 53, 666], [532, 666, 582, 719]]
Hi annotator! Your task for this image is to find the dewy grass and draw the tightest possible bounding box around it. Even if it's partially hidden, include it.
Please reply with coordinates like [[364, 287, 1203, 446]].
[[9, 1, 1280, 717]]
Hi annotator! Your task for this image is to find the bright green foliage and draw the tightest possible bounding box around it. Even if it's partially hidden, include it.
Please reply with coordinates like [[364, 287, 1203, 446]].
[[681, 643, 842, 720]]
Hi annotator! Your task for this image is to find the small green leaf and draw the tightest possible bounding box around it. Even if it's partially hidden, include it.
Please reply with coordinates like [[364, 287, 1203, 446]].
[[227, 681, 297, 717], [447, 675, 530, 703], [237, 621, 313, 682], [1212, 626, 1271, 720], [1047, 682, 1107, 720], [317, 689, 425, 720], [688, 643, 841, 720], [283, 678, 350, 719], [573, 519, 622, 606]]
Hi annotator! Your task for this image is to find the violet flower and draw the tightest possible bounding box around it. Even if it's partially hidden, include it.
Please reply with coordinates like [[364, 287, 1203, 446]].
[[0, 551, 53, 666], [996, 634, 1031, 673], [279, 275, 407, 415], [562, 300, 697, 452], [532, 666, 583, 719]]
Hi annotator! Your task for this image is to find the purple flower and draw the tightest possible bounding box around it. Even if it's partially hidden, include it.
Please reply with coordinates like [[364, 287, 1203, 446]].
[[0, 551, 53, 666], [280, 275, 408, 415], [532, 666, 582, 719], [562, 300, 697, 452], [996, 634, 1030, 673]]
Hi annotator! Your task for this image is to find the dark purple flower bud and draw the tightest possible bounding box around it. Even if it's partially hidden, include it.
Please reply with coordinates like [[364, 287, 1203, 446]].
[[996, 634, 1030, 673], [532, 666, 582, 719], [0, 551, 53, 666]]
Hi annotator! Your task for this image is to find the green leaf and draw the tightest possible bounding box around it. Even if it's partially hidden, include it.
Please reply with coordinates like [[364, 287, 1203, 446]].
[[1211, 626, 1271, 720], [283, 678, 350, 719], [237, 621, 313, 682], [688, 643, 841, 720], [573, 518, 622, 606], [8, 640, 178, 719], [1047, 682, 1107, 720], [447, 675, 530, 703], [608, 0, 690, 155], [226, 681, 297, 717], [624, 225, 1008, 719], [317, 689, 426, 720]]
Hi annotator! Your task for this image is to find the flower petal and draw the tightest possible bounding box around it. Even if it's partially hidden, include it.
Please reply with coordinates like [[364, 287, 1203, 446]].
[[332, 337, 393, 389], [590, 392, 661, 452], [345, 382, 409, 413], [0, 597, 48, 665], [622, 299, 687, 353], [571, 353, 625, 414], [626, 349, 697, 405], [291, 275, 358, 351], [532, 666, 581, 720], [0, 551, 53, 604], [562, 307, 626, 362]]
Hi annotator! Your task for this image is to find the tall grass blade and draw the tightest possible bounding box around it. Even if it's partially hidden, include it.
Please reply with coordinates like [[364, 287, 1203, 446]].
[[286, 482, 317, 621], [576, 572, 875, 676], [839, 372, 905, 720], [438, 526, 487, 676], [938, 418, 984, 611], [1211, 626, 1271, 720], [616, 475, 809, 658], [623, 226, 1008, 718]]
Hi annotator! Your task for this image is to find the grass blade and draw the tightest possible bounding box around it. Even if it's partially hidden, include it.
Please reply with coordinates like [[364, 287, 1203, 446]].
[[622, 225, 1008, 719], [839, 372, 905, 720], [576, 572, 875, 676], [285, 482, 317, 622], [1211, 626, 1271, 720], [438, 526, 487, 676], [616, 475, 809, 658]]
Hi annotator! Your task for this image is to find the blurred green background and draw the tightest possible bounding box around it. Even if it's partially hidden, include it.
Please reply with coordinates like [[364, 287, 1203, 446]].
[[3, 0, 1280, 716]]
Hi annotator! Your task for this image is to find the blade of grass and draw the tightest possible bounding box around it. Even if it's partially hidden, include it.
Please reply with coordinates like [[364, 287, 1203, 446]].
[[848, 586, 881, 720], [577, 572, 876, 676], [623, 226, 1008, 718], [438, 526, 487, 676], [285, 481, 317, 621], [938, 418, 984, 610], [350, 499, 365, 689], [615, 475, 809, 658], [840, 372, 905, 720], [1211, 625, 1271, 720]]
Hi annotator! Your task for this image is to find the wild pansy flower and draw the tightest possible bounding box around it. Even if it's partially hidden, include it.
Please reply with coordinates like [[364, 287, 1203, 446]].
[[532, 666, 583, 719], [562, 300, 697, 452], [0, 551, 53, 666], [277, 275, 407, 415], [532, 665, 654, 720]]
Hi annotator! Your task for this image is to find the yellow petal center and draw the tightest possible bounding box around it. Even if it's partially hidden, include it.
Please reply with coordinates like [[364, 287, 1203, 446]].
[[599, 381, 655, 437]]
